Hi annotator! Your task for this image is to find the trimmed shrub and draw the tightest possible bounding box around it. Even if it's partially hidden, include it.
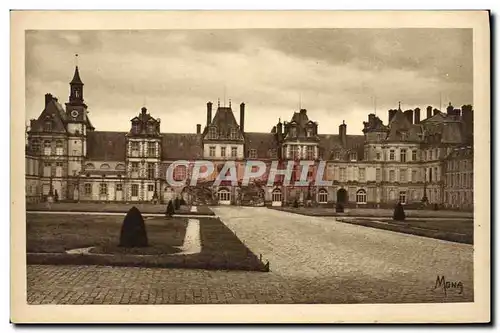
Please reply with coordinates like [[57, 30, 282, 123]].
[[119, 206, 148, 247], [165, 200, 175, 217], [174, 197, 181, 210], [393, 202, 406, 221]]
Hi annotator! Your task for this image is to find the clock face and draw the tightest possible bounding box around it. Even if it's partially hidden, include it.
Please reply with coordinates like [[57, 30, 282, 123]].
[[71, 110, 79, 118]]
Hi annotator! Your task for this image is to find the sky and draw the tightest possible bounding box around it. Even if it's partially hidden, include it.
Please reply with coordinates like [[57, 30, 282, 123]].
[[25, 29, 472, 134]]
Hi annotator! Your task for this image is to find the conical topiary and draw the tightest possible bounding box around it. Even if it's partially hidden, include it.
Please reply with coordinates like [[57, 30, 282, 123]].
[[166, 200, 175, 217], [180, 197, 187, 206], [393, 202, 406, 221], [174, 197, 180, 210], [119, 206, 148, 247]]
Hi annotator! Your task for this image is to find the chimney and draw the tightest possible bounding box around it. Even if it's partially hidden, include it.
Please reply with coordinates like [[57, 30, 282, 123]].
[[388, 109, 397, 123], [196, 124, 201, 134], [414, 108, 421, 124], [45, 93, 52, 106], [141, 107, 147, 115], [300, 108, 307, 115], [461, 104, 473, 134], [368, 114, 375, 123], [433, 108, 440, 116], [240, 102, 245, 133], [206, 101, 213, 126], [446, 102, 454, 115], [339, 120, 347, 147], [426, 106, 433, 119], [404, 110, 414, 125]]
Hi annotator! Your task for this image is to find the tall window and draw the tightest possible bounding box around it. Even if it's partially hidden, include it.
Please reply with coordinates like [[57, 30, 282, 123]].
[[116, 184, 123, 191], [399, 191, 407, 204], [339, 168, 346, 182], [249, 149, 257, 158], [220, 147, 226, 157], [131, 162, 139, 173], [132, 122, 139, 134], [389, 150, 395, 161], [99, 183, 108, 195], [131, 142, 139, 156], [43, 140, 51, 155], [44, 121, 52, 132], [334, 151, 341, 160], [147, 142, 155, 157], [147, 123, 154, 134], [400, 169, 407, 182], [389, 170, 395, 182], [269, 148, 277, 159], [376, 168, 381, 182], [272, 189, 282, 202], [412, 170, 417, 182], [131, 184, 139, 197], [318, 189, 328, 203], [356, 189, 367, 204], [147, 163, 155, 179], [55, 162, 63, 177], [209, 146, 216, 157], [230, 128, 238, 139], [376, 152, 381, 160], [306, 146, 314, 160], [84, 183, 92, 195], [290, 127, 297, 137], [231, 147, 238, 158], [400, 149, 406, 162], [358, 168, 366, 182], [209, 126, 218, 139], [174, 165, 187, 181], [55, 141, 63, 155], [349, 152, 357, 161], [31, 140, 40, 153], [429, 168, 433, 182], [147, 184, 154, 192], [306, 128, 313, 137], [412, 150, 417, 161]]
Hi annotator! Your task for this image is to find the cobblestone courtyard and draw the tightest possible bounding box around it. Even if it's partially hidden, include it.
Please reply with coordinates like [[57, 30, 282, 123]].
[[27, 207, 473, 304]]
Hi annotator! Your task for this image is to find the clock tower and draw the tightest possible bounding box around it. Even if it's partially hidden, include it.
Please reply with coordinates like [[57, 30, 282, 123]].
[[65, 65, 89, 181]]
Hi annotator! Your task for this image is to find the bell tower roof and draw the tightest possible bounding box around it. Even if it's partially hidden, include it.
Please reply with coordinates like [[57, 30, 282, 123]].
[[70, 66, 84, 85]]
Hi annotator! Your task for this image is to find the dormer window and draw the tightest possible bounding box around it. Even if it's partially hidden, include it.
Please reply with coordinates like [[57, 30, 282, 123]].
[[31, 140, 40, 152], [290, 127, 297, 137], [44, 121, 52, 132], [209, 126, 218, 139], [147, 123, 154, 134], [249, 149, 257, 158], [306, 128, 313, 137], [334, 151, 341, 160], [230, 128, 238, 140], [349, 152, 357, 161], [132, 122, 140, 134], [401, 132, 408, 141]]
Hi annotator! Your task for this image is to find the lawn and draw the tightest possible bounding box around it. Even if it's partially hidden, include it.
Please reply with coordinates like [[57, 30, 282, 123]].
[[26, 213, 267, 271], [336, 217, 473, 244]]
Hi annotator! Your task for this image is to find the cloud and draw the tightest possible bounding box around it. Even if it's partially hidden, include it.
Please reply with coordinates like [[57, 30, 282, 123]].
[[25, 29, 472, 134]]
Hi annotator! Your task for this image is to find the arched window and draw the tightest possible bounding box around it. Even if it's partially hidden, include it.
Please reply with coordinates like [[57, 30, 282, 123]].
[[218, 188, 231, 202], [100, 163, 110, 170], [85, 163, 95, 170], [272, 188, 282, 202], [356, 189, 367, 204], [116, 163, 126, 171], [318, 189, 328, 203], [399, 191, 407, 204]]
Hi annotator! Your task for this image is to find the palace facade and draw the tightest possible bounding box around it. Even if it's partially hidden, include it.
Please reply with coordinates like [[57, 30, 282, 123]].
[[25, 66, 474, 210]]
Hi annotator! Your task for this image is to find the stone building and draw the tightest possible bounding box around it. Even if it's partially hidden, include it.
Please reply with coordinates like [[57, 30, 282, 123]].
[[25, 66, 474, 210]]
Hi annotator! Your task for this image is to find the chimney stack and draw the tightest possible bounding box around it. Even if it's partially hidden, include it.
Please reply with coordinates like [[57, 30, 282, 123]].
[[240, 102, 245, 133], [388, 109, 397, 123], [433, 108, 440, 116], [414, 108, 421, 124], [446, 102, 454, 115], [404, 110, 414, 125], [426, 106, 433, 119], [206, 101, 213, 126], [339, 120, 347, 147], [45, 93, 53, 106], [196, 124, 201, 134]]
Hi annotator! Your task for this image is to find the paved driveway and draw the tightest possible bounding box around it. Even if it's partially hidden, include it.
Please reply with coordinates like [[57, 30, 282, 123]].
[[27, 207, 473, 304]]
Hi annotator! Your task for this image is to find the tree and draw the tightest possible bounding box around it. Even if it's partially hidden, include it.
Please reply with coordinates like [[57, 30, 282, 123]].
[[119, 206, 148, 247], [174, 197, 181, 210], [166, 200, 175, 217], [179, 197, 187, 206], [293, 198, 299, 208], [393, 202, 406, 221]]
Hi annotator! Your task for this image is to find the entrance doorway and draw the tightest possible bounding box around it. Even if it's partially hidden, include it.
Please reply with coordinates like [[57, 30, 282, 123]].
[[336, 188, 347, 204]]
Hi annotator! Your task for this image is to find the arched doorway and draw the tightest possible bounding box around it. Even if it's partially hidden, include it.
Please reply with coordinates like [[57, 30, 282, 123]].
[[271, 188, 282, 206], [218, 188, 231, 205], [336, 188, 347, 204], [318, 189, 328, 204]]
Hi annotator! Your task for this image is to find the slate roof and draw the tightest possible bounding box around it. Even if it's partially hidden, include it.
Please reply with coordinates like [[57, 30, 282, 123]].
[[445, 145, 473, 160], [318, 134, 365, 160], [161, 133, 204, 160], [87, 131, 126, 161], [205, 106, 244, 141], [70, 66, 84, 85], [245, 132, 279, 158], [29, 98, 68, 134], [386, 109, 422, 142]]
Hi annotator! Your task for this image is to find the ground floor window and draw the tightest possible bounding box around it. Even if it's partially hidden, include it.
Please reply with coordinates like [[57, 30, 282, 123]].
[[131, 184, 139, 197], [84, 183, 92, 195], [116, 184, 123, 191], [399, 191, 407, 204], [147, 184, 154, 191], [218, 189, 231, 202], [356, 189, 367, 204], [318, 189, 328, 203], [272, 189, 282, 202]]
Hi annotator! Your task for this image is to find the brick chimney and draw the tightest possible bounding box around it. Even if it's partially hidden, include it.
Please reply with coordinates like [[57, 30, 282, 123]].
[[339, 120, 347, 147], [388, 109, 397, 123], [404, 110, 414, 124], [433, 108, 440, 116], [206, 101, 213, 126], [446, 102, 454, 115], [240, 102, 245, 133], [196, 124, 201, 134], [414, 108, 421, 124], [426, 106, 432, 119], [45, 93, 53, 106]]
